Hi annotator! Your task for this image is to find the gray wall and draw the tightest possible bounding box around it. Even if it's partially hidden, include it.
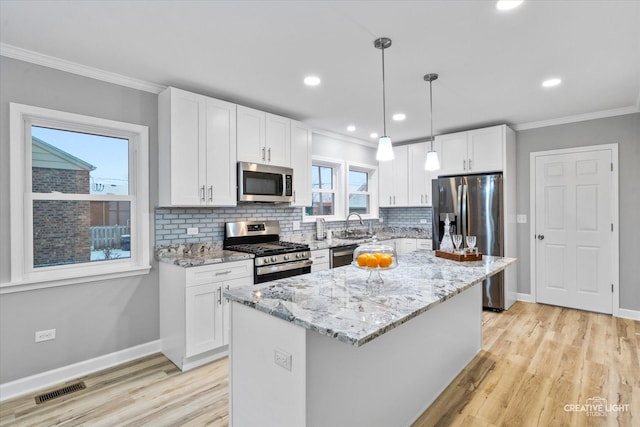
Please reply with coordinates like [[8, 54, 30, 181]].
[[515, 113, 640, 311], [0, 57, 160, 383]]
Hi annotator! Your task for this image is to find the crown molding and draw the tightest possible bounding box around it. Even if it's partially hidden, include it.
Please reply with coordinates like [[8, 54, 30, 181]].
[[513, 106, 639, 131], [0, 43, 166, 94]]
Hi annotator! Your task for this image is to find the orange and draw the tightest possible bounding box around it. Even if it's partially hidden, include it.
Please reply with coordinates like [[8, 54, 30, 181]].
[[366, 254, 379, 268], [357, 253, 370, 267], [373, 252, 383, 262], [378, 254, 393, 268]]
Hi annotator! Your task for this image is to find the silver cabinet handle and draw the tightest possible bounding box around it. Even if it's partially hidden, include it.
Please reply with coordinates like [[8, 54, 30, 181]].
[[293, 190, 296, 202], [262, 147, 266, 161], [225, 284, 230, 302], [217, 286, 222, 305], [393, 196, 396, 205], [315, 255, 326, 259], [469, 159, 473, 170], [463, 159, 466, 170], [421, 194, 424, 204], [389, 196, 392, 205], [200, 185, 205, 202], [215, 270, 232, 276], [208, 185, 213, 202], [537, 234, 545, 240], [268, 147, 271, 162]]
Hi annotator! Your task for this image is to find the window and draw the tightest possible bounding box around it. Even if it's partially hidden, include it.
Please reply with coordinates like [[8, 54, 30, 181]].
[[7, 103, 150, 290], [348, 169, 370, 215], [304, 158, 344, 220], [303, 157, 378, 222]]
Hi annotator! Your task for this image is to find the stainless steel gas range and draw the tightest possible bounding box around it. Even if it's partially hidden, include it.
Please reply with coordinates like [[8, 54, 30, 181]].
[[223, 221, 312, 284]]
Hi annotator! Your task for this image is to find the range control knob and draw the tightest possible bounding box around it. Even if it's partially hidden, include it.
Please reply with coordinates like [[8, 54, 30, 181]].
[[271, 256, 277, 262], [284, 255, 290, 261]]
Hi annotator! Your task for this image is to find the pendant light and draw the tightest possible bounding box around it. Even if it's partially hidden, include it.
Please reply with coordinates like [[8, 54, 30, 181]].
[[374, 37, 394, 161], [424, 73, 440, 171]]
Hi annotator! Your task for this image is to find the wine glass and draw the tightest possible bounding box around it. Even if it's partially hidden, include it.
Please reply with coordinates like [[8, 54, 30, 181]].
[[452, 234, 463, 253], [466, 235, 477, 254]]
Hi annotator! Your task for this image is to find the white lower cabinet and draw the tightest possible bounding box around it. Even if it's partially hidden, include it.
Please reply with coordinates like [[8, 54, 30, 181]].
[[310, 249, 330, 272], [160, 259, 253, 371]]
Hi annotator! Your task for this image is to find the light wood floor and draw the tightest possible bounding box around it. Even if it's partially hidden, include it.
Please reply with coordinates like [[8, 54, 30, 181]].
[[1, 302, 638, 426]]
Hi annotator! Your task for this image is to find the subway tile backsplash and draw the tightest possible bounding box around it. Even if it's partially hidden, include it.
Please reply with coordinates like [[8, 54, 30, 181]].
[[155, 205, 433, 246]]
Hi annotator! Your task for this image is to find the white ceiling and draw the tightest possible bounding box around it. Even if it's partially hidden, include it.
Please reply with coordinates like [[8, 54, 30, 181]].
[[1, 0, 639, 143]]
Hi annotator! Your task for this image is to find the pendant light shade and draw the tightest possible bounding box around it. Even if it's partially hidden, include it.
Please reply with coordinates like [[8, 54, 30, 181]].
[[374, 37, 394, 161], [376, 136, 394, 161], [424, 73, 441, 171]]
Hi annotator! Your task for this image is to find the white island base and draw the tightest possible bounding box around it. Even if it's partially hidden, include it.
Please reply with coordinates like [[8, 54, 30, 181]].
[[229, 283, 481, 427]]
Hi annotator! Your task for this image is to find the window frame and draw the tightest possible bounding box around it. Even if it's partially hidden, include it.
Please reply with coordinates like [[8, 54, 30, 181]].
[[6, 103, 151, 292], [303, 156, 345, 222], [346, 161, 379, 220]]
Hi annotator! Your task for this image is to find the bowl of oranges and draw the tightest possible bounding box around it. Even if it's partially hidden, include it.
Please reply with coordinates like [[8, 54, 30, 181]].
[[352, 242, 398, 271]]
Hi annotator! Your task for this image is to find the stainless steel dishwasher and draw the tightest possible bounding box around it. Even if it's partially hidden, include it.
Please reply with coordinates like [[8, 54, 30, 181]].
[[330, 244, 358, 268]]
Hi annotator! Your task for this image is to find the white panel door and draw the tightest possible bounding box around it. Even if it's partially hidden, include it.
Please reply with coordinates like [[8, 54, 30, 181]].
[[534, 149, 613, 314], [205, 98, 237, 206]]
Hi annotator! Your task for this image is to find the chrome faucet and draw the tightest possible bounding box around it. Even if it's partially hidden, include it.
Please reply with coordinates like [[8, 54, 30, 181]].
[[345, 212, 364, 235]]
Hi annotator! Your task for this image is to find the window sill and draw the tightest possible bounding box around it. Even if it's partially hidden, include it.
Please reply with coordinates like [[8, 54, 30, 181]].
[[0, 265, 152, 294]]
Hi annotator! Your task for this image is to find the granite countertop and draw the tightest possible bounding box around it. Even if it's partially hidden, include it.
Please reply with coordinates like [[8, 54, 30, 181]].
[[156, 243, 253, 267], [224, 250, 516, 347], [300, 229, 433, 251]]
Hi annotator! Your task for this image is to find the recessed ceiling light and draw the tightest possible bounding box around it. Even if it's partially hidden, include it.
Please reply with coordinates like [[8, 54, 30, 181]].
[[542, 78, 562, 88], [496, 0, 524, 11], [370, 132, 379, 139], [392, 113, 406, 121], [347, 125, 356, 132], [303, 76, 321, 86]]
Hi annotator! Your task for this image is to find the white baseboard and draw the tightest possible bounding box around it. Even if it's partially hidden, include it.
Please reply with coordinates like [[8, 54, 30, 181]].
[[516, 293, 534, 303], [0, 340, 160, 402], [616, 308, 640, 321]]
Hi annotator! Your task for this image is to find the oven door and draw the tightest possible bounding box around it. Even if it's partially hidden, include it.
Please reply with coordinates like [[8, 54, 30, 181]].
[[238, 162, 293, 203], [255, 259, 313, 284]]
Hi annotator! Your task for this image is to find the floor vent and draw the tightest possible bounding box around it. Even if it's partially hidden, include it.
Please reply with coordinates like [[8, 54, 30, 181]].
[[35, 381, 86, 404]]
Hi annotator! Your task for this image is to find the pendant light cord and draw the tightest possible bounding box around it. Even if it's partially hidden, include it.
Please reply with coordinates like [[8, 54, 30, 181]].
[[429, 79, 434, 151], [381, 42, 387, 136]]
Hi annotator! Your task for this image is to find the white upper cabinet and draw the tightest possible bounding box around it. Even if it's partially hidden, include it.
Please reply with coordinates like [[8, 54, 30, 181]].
[[434, 125, 505, 176], [158, 87, 237, 207], [237, 105, 291, 167], [379, 145, 409, 207], [290, 121, 312, 207], [408, 142, 433, 207]]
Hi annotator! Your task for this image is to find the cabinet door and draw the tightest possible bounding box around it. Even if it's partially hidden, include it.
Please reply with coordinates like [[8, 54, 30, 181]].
[[378, 158, 394, 207], [205, 98, 237, 206], [290, 121, 312, 206], [185, 282, 223, 357], [222, 276, 253, 345], [435, 131, 468, 176], [161, 89, 207, 206], [265, 113, 291, 167], [467, 126, 504, 173], [392, 146, 409, 206], [408, 143, 432, 206], [237, 105, 266, 163]]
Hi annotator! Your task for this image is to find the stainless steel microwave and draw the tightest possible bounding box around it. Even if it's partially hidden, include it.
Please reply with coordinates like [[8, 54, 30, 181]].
[[237, 162, 293, 203]]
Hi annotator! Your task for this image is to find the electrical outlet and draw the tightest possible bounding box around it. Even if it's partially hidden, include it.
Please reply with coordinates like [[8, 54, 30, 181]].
[[419, 219, 427, 224], [379, 218, 384, 223], [187, 227, 199, 235], [517, 214, 527, 224], [292, 221, 300, 231], [35, 329, 56, 343], [274, 348, 292, 371]]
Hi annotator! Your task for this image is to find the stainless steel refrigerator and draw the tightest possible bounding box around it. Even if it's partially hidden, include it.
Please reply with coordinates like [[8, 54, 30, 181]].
[[432, 173, 505, 310]]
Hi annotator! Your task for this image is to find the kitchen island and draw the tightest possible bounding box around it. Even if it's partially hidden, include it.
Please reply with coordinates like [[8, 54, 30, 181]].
[[224, 250, 516, 427]]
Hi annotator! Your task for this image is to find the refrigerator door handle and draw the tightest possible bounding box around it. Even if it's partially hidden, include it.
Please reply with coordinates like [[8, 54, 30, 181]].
[[461, 182, 468, 238], [457, 183, 463, 236]]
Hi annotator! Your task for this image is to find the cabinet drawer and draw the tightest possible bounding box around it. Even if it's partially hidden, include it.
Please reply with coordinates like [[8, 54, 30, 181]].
[[186, 260, 253, 286], [416, 239, 433, 250], [311, 249, 330, 263]]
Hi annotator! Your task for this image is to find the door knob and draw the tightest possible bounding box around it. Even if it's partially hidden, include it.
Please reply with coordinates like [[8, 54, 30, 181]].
[[537, 234, 545, 240]]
